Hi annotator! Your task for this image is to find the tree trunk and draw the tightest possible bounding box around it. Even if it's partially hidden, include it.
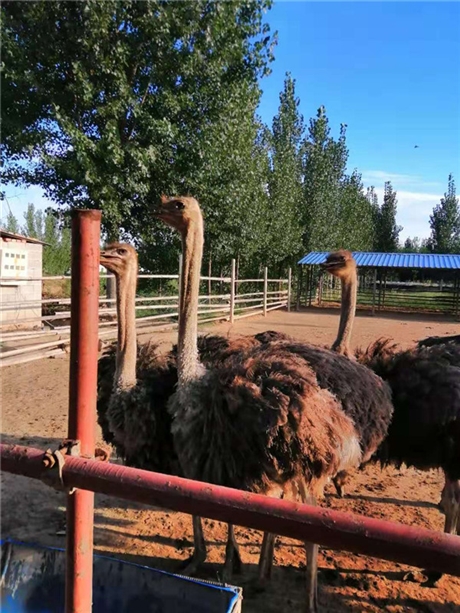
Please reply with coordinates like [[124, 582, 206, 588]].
[[105, 229, 118, 310]]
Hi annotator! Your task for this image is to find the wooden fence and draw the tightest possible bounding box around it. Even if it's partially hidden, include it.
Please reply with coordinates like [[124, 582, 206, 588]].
[[0, 259, 292, 367]]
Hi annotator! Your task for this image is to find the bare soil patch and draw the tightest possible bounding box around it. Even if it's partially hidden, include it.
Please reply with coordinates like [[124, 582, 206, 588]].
[[2, 308, 459, 612]]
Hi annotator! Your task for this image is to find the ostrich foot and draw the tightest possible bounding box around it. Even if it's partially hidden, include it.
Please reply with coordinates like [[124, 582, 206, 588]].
[[244, 576, 268, 598], [178, 515, 207, 576], [222, 524, 243, 582], [177, 549, 207, 576], [332, 471, 348, 498]]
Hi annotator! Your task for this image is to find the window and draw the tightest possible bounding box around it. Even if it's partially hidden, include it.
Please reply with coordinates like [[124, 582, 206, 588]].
[[0, 247, 29, 279]]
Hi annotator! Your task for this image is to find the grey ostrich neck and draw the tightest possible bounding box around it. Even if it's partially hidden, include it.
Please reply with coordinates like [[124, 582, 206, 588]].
[[332, 266, 357, 355], [114, 262, 137, 390], [177, 218, 205, 388]]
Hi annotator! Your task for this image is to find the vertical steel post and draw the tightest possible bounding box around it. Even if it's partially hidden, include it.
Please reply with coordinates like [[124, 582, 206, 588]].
[[66, 209, 101, 613], [229, 258, 236, 323], [263, 266, 268, 316]]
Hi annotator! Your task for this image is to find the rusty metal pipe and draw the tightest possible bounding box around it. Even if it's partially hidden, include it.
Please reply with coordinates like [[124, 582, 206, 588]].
[[66, 210, 101, 613], [2, 443, 460, 577]]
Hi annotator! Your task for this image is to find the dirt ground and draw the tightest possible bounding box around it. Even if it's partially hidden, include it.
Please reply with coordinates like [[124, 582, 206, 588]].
[[2, 307, 460, 612]]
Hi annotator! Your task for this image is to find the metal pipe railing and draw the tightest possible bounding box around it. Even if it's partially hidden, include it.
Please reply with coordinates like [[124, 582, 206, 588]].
[[2, 442, 460, 578], [65, 209, 101, 613]]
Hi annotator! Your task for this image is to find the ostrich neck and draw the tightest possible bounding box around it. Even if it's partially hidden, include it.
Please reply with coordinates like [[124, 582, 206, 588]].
[[114, 266, 137, 390], [333, 269, 357, 355], [177, 221, 205, 387]]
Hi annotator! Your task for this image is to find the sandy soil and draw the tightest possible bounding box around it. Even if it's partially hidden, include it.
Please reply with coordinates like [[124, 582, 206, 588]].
[[1, 307, 460, 612]]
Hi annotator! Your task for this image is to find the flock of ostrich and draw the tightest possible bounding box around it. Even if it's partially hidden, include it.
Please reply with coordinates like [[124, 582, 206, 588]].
[[96, 195, 460, 612]]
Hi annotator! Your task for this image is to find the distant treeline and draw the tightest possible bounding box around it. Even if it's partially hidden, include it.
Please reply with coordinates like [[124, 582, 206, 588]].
[[2, 1, 458, 279]]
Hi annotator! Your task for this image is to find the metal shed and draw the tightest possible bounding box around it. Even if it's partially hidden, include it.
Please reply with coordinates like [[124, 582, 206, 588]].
[[297, 251, 460, 317], [0, 230, 47, 330]]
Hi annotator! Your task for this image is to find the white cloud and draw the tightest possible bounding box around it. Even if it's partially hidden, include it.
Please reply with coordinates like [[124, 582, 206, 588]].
[[362, 170, 441, 189], [363, 170, 444, 240], [372, 186, 441, 241]]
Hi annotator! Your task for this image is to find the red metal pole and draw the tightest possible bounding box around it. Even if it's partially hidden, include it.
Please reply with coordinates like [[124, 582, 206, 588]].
[[2, 443, 460, 577], [66, 210, 101, 613]]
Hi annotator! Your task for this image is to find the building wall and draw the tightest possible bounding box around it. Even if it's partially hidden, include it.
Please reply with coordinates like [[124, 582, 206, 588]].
[[0, 241, 43, 329]]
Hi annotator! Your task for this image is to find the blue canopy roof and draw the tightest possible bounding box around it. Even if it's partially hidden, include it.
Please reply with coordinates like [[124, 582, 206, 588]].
[[298, 251, 460, 270]]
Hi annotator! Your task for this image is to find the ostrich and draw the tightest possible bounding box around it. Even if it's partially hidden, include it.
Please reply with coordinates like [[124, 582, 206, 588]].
[[97, 245, 291, 576], [271, 250, 393, 498], [417, 333, 460, 348], [154, 195, 394, 611], [322, 250, 460, 537], [97, 244, 178, 474]]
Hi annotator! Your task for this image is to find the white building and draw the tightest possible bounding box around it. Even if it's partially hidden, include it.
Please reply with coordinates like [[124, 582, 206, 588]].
[[0, 230, 46, 329]]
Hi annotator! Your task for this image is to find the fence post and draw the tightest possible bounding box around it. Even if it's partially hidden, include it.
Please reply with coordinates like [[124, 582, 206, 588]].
[[177, 253, 183, 325], [263, 266, 268, 316], [372, 268, 377, 316], [229, 258, 236, 323], [296, 266, 302, 311], [66, 209, 101, 613], [318, 273, 323, 306], [287, 268, 292, 312]]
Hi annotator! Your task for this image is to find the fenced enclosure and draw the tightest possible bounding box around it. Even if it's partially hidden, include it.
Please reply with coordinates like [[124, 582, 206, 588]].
[[0, 258, 292, 367], [314, 273, 460, 315], [297, 252, 460, 319]]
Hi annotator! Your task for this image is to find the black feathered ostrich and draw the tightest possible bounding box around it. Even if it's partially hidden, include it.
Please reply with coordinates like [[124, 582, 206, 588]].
[[323, 249, 460, 539], [417, 334, 460, 348], [154, 195, 395, 611], [260, 249, 394, 498]]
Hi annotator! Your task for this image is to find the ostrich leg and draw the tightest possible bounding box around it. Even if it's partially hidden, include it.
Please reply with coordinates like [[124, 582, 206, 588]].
[[421, 476, 459, 586], [257, 532, 276, 584], [222, 524, 242, 581], [332, 470, 348, 497], [442, 478, 460, 535], [298, 480, 319, 613], [179, 516, 207, 575]]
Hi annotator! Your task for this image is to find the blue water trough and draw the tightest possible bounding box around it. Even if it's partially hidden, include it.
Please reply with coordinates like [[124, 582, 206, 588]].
[[0, 539, 242, 613]]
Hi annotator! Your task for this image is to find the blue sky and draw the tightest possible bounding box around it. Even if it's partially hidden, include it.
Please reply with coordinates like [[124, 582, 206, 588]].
[[2, 1, 459, 244], [257, 1, 460, 241]]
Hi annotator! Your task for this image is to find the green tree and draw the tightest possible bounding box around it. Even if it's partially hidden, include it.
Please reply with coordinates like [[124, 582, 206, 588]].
[[19, 204, 71, 274], [366, 186, 380, 250], [42, 209, 72, 275], [264, 73, 304, 270], [429, 174, 459, 253], [403, 237, 420, 252], [2, 0, 275, 241], [375, 181, 402, 252], [338, 170, 374, 250], [301, 108, 348, 251], [22, 204, 43, 239], [4, 210, 20, 234]]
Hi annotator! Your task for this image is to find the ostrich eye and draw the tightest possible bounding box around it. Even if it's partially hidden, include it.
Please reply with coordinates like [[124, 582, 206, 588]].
[[118, 248, 127, 255], [175, 201, 185, 210]]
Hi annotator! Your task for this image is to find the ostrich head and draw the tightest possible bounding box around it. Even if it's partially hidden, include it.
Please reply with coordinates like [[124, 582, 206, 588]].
[[320, 250, 356, 280], [153, 195, 202, 233], [100, 243, 138, 277]]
